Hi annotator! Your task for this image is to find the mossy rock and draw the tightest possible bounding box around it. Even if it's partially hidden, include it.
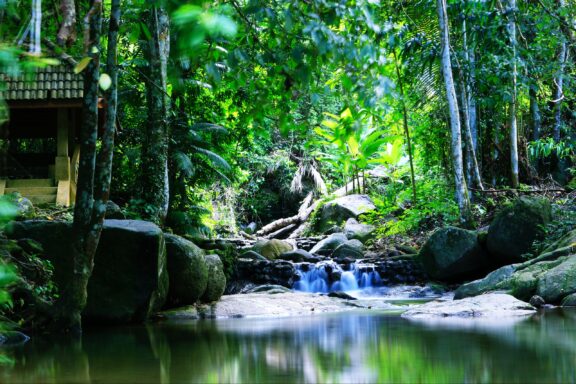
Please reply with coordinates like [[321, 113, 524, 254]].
[[418, 226, 490, 281], [201, 254, 226, 303], [317, 195, 375, 233], [309, 233, 348, 256], [165, 234, 208, 307], [252, 239, 293, 260], [536, 256, 576, 303], [487, 196, 552, 264]]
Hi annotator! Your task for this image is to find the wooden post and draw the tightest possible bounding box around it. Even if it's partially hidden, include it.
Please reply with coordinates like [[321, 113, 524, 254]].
[[56, 108, 71, 182]]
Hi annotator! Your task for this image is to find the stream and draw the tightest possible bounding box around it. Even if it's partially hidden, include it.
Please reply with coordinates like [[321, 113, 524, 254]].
[[2, 307, 576, 383]]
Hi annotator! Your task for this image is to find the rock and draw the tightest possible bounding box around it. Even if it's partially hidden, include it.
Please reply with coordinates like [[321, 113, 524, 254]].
[[309, 233, 348, 256], [402, 293, 535, 319], [164, 234, 208, 306], [6, 193, 35, 219], [536, 256, 576, 303], [327, 291, 357, 300], [252, 239, 293, 260], [6, 220, 168, 324], [245, 284, 292, 294], [201, 254, 226, 303], [240, 250, 267, 261], [487, 196, 552, 264], [105, 201, 125, 219], [279, 249, 318, 263], [561, 293, 576, 307], [323, 225, 344, 235], [529, 295, 545, 308], [395, 244, 418, 255], [343, 218, 375, 243], [332, 241, 365, 260], [455, 265, 517, 299], [418, 226, 490, 281], [317, 195, 375, 233]]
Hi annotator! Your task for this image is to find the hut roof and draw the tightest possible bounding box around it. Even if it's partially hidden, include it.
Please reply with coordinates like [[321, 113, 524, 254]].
[[0, 64, 83, 101]]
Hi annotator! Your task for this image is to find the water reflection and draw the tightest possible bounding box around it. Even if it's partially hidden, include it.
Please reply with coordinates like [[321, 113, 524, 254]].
[[2, 309, 576, 383]]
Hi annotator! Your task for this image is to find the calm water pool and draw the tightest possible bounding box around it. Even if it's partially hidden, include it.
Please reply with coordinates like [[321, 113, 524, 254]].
[[2, 308, 576, 383]]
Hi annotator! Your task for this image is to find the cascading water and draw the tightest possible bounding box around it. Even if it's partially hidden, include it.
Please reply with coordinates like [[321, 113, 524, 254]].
[[293, 260, 383, 293]]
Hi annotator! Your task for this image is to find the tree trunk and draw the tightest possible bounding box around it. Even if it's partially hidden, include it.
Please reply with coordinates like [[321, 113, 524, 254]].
[[459, 73, 484, 190], [462, 13, 480, 178], [506, 0, 519, 188], [530, 86, 541, 141], [89, 0, 120, 251], [57, 0, 102, 333], [392, 50, 417, 202], [57, 0, 76, 46], [141, 6, 170, 224], [437, 0, 470, 224], [553, 1, 567, 143]]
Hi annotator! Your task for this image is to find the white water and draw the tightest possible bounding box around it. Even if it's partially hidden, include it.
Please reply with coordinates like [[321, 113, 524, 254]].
[[293, 260, 383, 293]]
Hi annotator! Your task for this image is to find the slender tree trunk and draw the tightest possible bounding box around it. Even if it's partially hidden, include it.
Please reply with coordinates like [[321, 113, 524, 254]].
[[462, 14, 480, 176], [141, 6, 170, 223], [89, 0, 120, 249], [57, 0, 76, 46], [530, 86, 541, 141], [458, 73, 484, 190], [553, 1, 567, 143], [392, 50, 417, 202], [58, 0, 102, 333], [437, 0, 470, 224], [506, 0, 519, 188]]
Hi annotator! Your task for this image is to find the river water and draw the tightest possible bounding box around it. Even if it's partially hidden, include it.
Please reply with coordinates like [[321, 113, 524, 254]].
[[2, 307, 576, 383]]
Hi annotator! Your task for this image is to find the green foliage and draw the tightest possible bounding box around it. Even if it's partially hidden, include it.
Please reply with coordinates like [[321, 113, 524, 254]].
[[529, 137, 574, 159], [365, 170, 459, 236]]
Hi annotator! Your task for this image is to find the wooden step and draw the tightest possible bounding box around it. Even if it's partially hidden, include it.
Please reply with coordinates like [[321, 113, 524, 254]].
[[27, 195, 57, 205], [5, 187, 58, 196], [6, 179, 54, 188]]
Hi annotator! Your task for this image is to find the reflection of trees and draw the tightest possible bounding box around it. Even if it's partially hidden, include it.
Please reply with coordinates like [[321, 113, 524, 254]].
[[3, 310, 576, 383]]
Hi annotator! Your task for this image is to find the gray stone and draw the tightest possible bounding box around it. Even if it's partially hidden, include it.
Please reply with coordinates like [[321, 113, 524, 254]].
[[309, 233, 348, 256], [6, 219, 168, 324], [279, 249, 318, 262], [536, 256, 576, 303], [529, 295, 545, 308], [561, 292, 576, 307], [418, 226, 490, 281], [240, 250, 267, 261], [201, 254, 226, 303], [105, 201, 125, 219], [487, 196, 552, 264], [455, 265, 517, 299], [165, 234, 208, 306], [318, 195, 375, 232], [402, 293, 535, 319], [332, 240, 365, 260], [252, 239, 293, 260], [343, 218, 375, 243]]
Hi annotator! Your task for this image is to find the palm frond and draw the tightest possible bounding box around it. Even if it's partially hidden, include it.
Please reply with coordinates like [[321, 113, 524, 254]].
[[306, 164, 328, 195], [193, 146, 231, 171]]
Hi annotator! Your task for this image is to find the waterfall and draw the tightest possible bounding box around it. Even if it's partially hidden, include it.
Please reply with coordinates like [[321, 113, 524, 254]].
[[293, 260, 383, 293]]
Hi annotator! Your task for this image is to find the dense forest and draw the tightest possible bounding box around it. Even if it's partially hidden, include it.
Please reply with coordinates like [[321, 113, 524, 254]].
[[0, 0, 575, 373]]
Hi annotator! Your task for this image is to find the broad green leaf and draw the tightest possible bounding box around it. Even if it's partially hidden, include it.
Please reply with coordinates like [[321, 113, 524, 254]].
[[99, 73, 112, 91], [74, 57, 92, 74]]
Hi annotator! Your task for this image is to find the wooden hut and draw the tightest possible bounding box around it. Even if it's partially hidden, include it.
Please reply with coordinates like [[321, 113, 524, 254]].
[[0, 65, 83, 206]]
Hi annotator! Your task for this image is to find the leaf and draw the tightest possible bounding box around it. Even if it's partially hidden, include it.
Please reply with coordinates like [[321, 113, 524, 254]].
[[99, 73, 112, 91], [194, 147, 231, 171], [74, 57, 92, 74]]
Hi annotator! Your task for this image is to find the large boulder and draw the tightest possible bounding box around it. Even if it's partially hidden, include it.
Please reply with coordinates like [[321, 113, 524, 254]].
[[278, 249, 319, 263], [164, 234, 208, 307], [343, 218, 375, 243], [317, 195, 375, 233], [201, 254, 226, 303], [332, 240, 365, 261], [418, 227, 490, 281], [6, 220, 168, 324], [402, 293, 535, 319], [309, 233, 348, 256], [455, 237, 576, 304], [252, 239, 293, 260], [487, 196, 552, 264]]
